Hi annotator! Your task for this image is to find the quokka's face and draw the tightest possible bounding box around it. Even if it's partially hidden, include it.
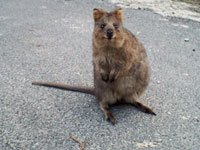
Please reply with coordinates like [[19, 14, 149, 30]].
[[93, 8, 124, 47]]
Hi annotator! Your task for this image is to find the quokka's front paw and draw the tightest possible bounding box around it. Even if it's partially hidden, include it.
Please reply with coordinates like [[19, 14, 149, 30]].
[[109, 74, 115, 82], [100, 73, 109, 82], [109, 71, 119, 82]]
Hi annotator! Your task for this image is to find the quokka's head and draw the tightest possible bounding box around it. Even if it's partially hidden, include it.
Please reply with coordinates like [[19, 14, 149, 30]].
[[93, 8, 125, 48]]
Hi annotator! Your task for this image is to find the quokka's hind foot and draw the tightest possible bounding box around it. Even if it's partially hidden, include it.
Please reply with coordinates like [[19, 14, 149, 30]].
[[131, 101, 156, 115], [105, 111, 117, 125], [100, 102, 117, 125]]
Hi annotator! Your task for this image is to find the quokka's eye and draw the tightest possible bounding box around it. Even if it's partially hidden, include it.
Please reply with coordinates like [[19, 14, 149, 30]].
[[100, 23, 106, 29], [113, 23, 118, 29]]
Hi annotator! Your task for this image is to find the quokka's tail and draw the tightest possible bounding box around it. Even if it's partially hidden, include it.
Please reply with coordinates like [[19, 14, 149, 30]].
[[32, 81, 94, 95]]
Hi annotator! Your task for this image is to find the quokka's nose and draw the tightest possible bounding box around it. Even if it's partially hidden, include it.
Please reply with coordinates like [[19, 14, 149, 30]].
[[106, 29, 113, 39]]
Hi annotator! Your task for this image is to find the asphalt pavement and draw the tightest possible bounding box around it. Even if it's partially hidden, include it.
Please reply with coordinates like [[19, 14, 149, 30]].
[[0, 0, 200, 149]]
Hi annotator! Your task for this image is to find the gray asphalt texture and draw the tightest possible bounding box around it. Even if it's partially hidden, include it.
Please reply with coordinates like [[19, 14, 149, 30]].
[[0, 0, 200, 150]]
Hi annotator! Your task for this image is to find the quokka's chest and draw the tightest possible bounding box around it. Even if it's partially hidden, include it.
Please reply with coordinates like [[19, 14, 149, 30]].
[[104, 51, 127, 68]]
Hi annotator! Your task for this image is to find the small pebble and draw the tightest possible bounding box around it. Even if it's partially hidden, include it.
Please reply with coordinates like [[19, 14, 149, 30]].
[[167, 112, 171, 115], [192, 49, 195, 52], [136, 31, 140, 35], [181, 116, 188, 120], [184, 38, 189, 42]]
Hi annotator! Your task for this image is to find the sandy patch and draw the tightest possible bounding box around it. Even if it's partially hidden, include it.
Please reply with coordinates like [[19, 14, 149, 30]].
[[107, 0, 200, 22], [134, 140, 161, 148]]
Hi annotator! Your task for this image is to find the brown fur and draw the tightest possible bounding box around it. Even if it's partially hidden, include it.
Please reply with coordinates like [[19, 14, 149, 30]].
[[92, 8, 155, 124], [32, 8, 156, 124]]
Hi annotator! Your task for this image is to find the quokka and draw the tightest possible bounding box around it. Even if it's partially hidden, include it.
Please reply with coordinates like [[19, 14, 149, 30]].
[[32, 8, 156, 124]]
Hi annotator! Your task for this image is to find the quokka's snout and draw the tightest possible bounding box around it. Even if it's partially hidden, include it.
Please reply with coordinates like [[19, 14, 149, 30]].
[[106, 28, 113, 39]]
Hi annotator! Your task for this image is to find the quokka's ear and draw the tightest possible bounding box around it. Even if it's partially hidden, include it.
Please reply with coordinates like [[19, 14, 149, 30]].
[[113, 7, 123, 23], [93, 8, 105, 22]]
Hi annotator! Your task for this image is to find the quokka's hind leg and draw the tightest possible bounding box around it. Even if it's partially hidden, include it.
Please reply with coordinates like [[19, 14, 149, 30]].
[[99, 101, 117, 125], [131, 101, 156, 115], [126, 96, 156, 115]]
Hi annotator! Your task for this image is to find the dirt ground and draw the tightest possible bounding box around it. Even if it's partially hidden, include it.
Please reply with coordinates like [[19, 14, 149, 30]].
[[108, 0, 200, 22]]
